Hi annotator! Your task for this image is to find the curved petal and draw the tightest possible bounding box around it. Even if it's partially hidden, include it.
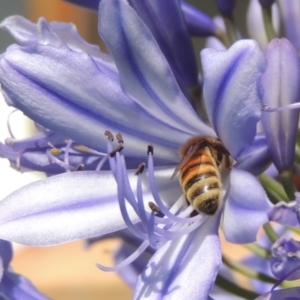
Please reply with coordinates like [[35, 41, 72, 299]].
[[0, 240, 12, 270], [223, 168, 273, 244], [278, 0, 300, 51], [133, 214, 221, 300], [235, 134, 272, 176], [180, 1, 216, 37], [64, 0, 99, 10], [268, 200, 300, 227], [0, 271, 50, 300], [98, 0, 214, 137], [0, 15, 116, 77], [260, 38, 300, 172], [247, 0, 280, 49], [201, 40, 266, 159], [255, 287, 300, 300], [0, 42, 197, 162], [215, 0, 236, 16], [0, 167, 180, 246], [128, 0, 198, 91]]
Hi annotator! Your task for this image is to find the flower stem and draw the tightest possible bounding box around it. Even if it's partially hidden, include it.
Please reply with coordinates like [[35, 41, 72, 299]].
[[215, 275, 259, 299], [259, 174, 289, 203], [262, 7, 276, 42], [243, 243, 270, 258], [279, 169, 296, 200], [263, 222, 278, 243]]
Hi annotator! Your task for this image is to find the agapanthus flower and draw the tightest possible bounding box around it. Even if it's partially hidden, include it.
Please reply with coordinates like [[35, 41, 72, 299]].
[[0, 0, 300, 299], [0, 239, 50, 300]]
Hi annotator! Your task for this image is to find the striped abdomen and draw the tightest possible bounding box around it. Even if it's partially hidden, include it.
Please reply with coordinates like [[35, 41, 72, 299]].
[[179, 148, 221, 215]]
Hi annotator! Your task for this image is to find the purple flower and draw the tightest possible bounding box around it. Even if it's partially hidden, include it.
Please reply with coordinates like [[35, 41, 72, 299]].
[[0, 0, 281, 298], [0, 240, 49, 299]]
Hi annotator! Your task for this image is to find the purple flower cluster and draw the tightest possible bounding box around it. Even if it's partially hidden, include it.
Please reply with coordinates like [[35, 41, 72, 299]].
[[0, 0, 300, 299]]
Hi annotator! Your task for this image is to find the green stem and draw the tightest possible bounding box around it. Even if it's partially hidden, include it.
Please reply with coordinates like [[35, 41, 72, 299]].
[[262, 7, 276, 42], [222, 256, 277, 284], [243, 243, 270, 259], [259, 174, 289, 203], [263, 222, 278, 243], [279, 169, 296, 200], [215, 275, 259, 299]]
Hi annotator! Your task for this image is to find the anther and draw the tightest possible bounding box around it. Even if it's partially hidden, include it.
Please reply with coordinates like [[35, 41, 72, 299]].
[[147, 144, 154, 155], [49, 148, 62, 155], [148, 201, 161, 213], [109, 144, 123, 157], [262, 104, 271, 111], [76, 164, 84, 171], [135, 163, 146, 175], [116, 133, 124, 144], [104, 130, 114, 141]]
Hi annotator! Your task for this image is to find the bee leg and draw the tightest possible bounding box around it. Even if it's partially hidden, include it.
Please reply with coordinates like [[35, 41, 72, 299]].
[[190, 210, 198, 218], [225, 155, 231, 170]]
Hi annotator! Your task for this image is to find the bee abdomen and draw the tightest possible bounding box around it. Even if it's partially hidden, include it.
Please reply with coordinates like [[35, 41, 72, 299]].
[[183, 171, 217, 192], [186, 177, 221, 215]]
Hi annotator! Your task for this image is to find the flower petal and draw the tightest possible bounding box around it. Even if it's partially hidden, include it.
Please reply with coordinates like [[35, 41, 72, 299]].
[[133, 214, 221, 299], [98, 0, 214, 138], [0, 42, 195, 162], [0, 271, 50, 300], [0, 15, 115, 72], [223, 168, 272, 244], [128, 0, 198, 92], [235, 133, 271, 176], [0, 167, 180, 246], [260, 38, 300, 172], [255, 287, 300, 300], [247, 0, 280, 49], [0, 240, 12, 270], [278, 0, 300, 51], [201, 40, 266, 159], [64, 0, 99, 10]]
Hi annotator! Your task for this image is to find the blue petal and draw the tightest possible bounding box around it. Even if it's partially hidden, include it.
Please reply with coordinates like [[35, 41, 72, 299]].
[[201, 40, 266, 159], [255, 287, 300, 300], [63, 0, 99, 10], [128, 0, 198, 92], [260, 38, 300, 172], [278, 0, 300, 51], [259, 0, 275, 8], [0, 240, 12, 270], [247, 0, 280, 49], [0, 16, 113, 68], [98, 0, 214, 138], [223, 168, 273, 243], [0, 271, 50, 300], [133, 214, 221, 299], [215, 0, 236, 16], [181, 1, 216, 37], [0, 167, 179, 246], [235, 133, 272, 176], [0, 43, 196, 162]]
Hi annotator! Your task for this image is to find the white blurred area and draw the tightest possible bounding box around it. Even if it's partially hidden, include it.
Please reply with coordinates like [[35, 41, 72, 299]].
[[0, 91, 46, 200]]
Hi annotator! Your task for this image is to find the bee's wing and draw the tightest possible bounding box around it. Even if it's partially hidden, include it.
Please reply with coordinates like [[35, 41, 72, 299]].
[[171, 144, 200, 180]]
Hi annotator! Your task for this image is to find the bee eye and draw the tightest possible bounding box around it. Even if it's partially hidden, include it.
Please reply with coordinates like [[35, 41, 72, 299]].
[[217, 153, 223, 165]]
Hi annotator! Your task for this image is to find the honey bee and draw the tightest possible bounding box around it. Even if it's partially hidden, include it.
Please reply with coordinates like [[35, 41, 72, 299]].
[[171, 136, 231, 215]]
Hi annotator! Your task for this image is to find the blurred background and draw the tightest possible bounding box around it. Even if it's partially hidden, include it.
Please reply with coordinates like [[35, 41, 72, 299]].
[[0, 1, 252, 299]]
